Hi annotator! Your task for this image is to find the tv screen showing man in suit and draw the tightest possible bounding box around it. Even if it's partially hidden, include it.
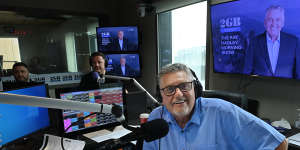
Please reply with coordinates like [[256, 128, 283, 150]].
[[105, 54, 141, 77], [97, 26, 139, 52], [211, 0, 300, 79]]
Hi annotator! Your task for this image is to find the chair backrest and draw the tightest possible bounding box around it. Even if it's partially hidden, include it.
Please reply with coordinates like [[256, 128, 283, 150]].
[[202, 90, 248, 110]]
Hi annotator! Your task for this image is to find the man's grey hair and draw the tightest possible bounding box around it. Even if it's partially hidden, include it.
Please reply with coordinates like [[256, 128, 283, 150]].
[[265, 5, 285, 19], [158, 63, 194, 86]]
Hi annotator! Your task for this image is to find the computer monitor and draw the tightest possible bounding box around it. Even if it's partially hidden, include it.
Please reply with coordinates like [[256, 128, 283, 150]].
[[0, 84, 50, 146], [56, 83, 125, 135]]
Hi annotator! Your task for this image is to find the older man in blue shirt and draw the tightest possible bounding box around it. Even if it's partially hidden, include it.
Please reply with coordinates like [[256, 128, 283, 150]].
[[143, 63, 287, 150]]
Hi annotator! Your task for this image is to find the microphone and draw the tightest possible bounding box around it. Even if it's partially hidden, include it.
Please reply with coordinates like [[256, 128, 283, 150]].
[[0, 92, 124, 121], [104, 75, 160, 106], [96, 119, 169, 150], [92, 71, 105, 85]]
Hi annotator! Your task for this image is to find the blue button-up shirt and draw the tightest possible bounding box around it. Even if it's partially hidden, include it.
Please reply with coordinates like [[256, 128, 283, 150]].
[[143, 97, 285, 150], [119, 39, 123, 50]]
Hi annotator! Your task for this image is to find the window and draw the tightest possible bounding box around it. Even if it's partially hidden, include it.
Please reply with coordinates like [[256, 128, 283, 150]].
[[158, 1, 207, 88], [0, 38, 21, 69]]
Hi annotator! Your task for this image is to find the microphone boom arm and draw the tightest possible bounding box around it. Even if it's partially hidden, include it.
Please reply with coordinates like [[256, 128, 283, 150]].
[[104, 75, 159, 104], [0, 92, 112, 113]]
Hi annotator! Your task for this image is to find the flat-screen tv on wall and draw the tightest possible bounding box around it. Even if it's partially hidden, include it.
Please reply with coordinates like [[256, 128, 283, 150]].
[[96, 26, 139, 52], [105, 53, 141, 77], [210, 0, 300, 79]]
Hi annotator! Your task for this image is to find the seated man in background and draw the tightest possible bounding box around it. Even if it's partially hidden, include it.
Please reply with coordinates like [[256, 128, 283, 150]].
[[13, 62, 30, 82], [143, 63, 287, 150], [79, 52, 117, 91], [2, 62, 43, 90], [28, 56, 46, 74]]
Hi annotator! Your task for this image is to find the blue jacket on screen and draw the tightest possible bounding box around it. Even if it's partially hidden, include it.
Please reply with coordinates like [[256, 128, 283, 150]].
[[244, 31, 300, 79]]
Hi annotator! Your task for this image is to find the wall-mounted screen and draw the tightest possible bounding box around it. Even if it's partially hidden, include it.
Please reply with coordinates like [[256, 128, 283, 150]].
[[97, 26, 139, 52], [211, 0, 300, 79], [106, 53, 141, 77]]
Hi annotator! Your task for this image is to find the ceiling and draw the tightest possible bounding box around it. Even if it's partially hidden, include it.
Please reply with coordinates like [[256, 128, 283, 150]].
[[0, 10, 66, 25]]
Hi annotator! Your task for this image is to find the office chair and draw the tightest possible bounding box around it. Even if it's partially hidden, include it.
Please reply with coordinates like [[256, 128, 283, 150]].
[[202, 90, 248, 111]]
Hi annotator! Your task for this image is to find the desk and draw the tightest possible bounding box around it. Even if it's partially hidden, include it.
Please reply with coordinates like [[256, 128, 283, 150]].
[[282, 128, 300, 150], [82, 126, 135, 150], [84, 126, 132, 143]]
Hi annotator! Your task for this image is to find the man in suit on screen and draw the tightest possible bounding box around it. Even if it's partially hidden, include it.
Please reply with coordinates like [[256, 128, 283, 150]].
[[244, 5, 300, 79], [111, 30, 128, 51], [114, 56, 136, 76]]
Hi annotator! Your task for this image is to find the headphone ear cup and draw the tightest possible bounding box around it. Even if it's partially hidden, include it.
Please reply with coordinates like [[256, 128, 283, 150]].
[[156, 85, 163, 103], [193, 80, 203, 98], [189, 68, 203, 98], [105, 58, 108, 68]]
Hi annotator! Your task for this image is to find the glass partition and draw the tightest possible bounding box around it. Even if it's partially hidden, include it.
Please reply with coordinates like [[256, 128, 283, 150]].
[[0, 10, 99, 76]]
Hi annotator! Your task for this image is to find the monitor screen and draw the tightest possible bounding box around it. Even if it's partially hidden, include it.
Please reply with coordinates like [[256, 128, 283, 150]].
[[97, 26, 139, 52], [58, 83, 124, 134], [106, 53, 141, 77], [210, 0, 300, 79], [0, 84, 50, 146]]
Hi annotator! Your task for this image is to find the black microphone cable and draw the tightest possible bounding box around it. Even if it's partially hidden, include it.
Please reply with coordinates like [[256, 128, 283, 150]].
[[159, 106, 165, 150]]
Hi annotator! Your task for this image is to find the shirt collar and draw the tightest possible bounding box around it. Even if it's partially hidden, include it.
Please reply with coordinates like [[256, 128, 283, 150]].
[[266, 32, 280, 43]]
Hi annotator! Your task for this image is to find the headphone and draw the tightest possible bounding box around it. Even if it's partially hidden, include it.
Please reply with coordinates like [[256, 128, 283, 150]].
[[189, 68, 203, 98], [89, 52, 108, 68], [156, 68, 203, 102]]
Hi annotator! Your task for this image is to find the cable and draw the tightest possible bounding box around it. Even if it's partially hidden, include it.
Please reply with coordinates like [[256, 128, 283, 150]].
[[158, 106, 165, 150], [238, 74, 255, 93]]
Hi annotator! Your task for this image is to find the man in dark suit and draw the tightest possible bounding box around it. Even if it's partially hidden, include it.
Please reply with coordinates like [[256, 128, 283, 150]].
[[244, 5, 300, 79], [78, 52, 117, 91], [111, 30, 128, 51], [114, 56, 135, 76]]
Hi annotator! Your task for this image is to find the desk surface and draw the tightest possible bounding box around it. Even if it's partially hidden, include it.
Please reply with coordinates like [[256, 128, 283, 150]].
[[83, 125, 132, 143], [282, 128, 300, 150], [82, 126, 136, 150]]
